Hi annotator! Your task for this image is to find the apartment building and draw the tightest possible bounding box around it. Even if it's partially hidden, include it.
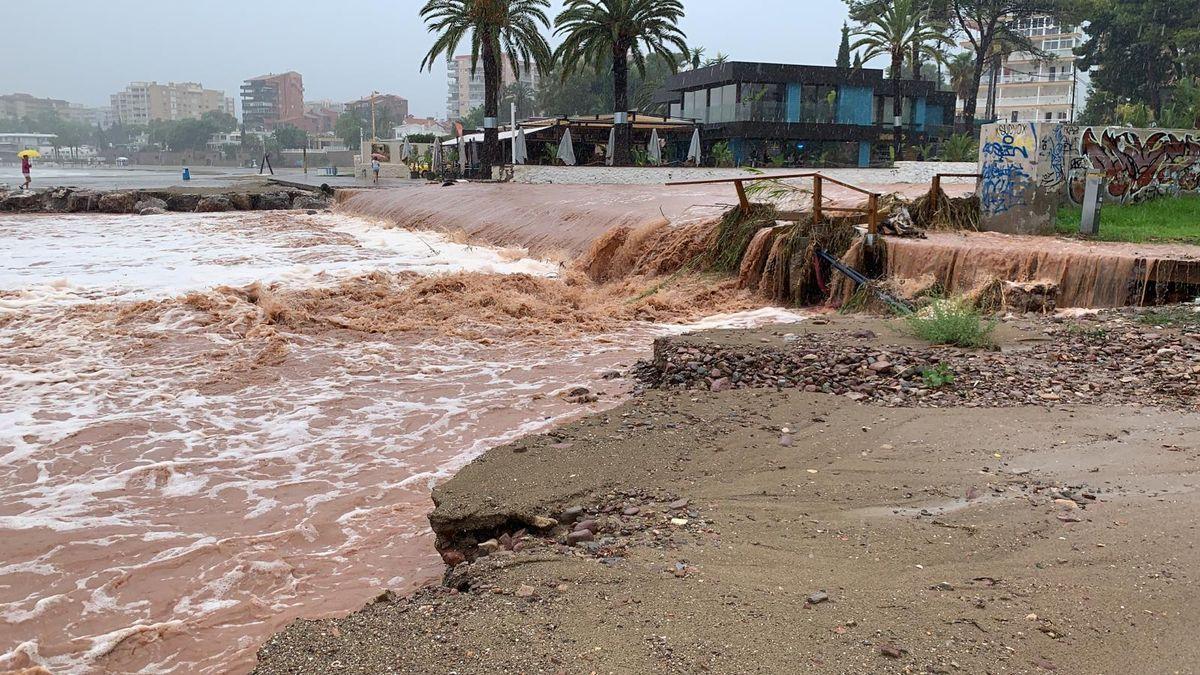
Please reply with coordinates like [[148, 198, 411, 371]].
[[445, 55, 540, 122], [109, 82, 235, 125], [975, 15, 1090, 123], [241, 72, 305, 130], [0, 93, 72, 120]]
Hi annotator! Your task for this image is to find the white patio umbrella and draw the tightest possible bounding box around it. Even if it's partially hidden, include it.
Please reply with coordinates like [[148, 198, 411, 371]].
[[458, 135, 466, 173], [401, 137, 412, 162], [432, 140, 442, 170], [648, 128, 662, 165], [687, 127, 702, 166], [557, 128, 576, 166], [606, 126, 615, 166], [514, 127, 528, 164]]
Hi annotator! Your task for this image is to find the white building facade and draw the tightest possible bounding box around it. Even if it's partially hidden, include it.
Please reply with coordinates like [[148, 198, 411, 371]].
[[975, 15, 1090, 123], [445, 55, 540, 122]]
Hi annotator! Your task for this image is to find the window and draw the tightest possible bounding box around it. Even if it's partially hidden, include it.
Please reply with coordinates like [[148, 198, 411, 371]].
[[1058, 112, 1068, 120], [801, 84, 838, 124], [1045, 112, 1053, 120], [1011, 111, 1020, 122]]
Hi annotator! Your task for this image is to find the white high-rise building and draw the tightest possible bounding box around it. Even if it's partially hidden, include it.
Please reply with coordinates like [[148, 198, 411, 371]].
[[975, 15, 1090, 123], [445, 55, 540, 122]]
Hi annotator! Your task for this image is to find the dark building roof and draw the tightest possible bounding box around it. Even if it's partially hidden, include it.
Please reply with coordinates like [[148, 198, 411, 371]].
[[655, 61, 942, 104]]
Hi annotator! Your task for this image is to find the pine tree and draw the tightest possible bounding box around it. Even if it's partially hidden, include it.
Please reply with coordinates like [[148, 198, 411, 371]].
[[853, 51, 863, 69], [837, 23, 852, 68]]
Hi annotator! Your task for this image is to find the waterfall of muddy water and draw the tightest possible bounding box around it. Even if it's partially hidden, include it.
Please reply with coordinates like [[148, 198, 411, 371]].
[[886, 231, 1200, 307], [334, 181, 968, 260], [0, 211, 798, 674]]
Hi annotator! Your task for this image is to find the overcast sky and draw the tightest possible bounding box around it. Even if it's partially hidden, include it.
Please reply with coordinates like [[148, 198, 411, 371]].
[[3, 0, 855, 117]]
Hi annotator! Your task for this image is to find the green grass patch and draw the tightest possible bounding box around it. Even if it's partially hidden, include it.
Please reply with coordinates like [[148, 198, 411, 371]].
[[1135, 306, 1200, 328], [920, 363, 956, 388], [1056, 194, 1200, 244], [903, 297, 996, 348]]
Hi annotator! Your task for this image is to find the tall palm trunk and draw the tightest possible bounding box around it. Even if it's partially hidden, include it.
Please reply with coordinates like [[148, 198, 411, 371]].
[[612, 44, 632, 166], [892, 54, 903, 160], [481, 34, 500, 178]]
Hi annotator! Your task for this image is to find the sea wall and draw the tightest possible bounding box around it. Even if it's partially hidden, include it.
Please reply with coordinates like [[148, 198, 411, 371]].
[[979, 122, 1200, 233], [511, 161, 976, 186]]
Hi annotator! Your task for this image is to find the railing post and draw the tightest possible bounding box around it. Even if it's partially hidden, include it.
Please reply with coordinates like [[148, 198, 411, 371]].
[[734, 179, 750, 214], [932, 173, 941, 196], [867, 192, 880, 245], [812, 174, 823, 224]]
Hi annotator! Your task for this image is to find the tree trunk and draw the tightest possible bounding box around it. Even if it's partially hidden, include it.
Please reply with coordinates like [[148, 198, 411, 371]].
[[481, 35, 500, 179], [612, 44, 632, 166], [912, 41, 922, 80], [960, 43, 988, 131], [892, 56, 903, 160]]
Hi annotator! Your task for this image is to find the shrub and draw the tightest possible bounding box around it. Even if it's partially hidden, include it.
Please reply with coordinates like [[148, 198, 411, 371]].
[[920, 363, 955, 388], [903, 297, 996, 348]]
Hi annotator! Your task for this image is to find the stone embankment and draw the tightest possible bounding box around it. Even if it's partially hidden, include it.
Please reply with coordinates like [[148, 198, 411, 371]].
[[0, 186, 330, 214], [636, 311, 1200, 410]]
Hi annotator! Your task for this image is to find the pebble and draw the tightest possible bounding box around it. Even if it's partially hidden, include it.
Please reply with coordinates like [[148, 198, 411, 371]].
[[807, 591, 829, 604], [670, 517, 689, 526], [668, 498, 690, 510], [567, 530, 594, 545]]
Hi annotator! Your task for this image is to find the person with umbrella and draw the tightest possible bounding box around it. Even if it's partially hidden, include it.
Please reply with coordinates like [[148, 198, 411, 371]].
[[19, 149, 39, 190]]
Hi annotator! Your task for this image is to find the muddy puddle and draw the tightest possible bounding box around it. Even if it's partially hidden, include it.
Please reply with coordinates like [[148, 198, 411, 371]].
[[0, 211, 794, 674]]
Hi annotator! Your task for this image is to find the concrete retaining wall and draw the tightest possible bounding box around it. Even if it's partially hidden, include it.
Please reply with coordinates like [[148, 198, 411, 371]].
[[510, 161, 977, 186]]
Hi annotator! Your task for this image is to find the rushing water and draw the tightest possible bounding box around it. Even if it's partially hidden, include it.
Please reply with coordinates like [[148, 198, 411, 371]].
[[0, 211, 798, 674]]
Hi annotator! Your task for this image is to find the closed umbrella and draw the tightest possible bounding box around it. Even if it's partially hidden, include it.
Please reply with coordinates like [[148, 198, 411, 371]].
[[432, 141, 442, 170], [401, 137, 412, 162], [514, 128, 528, 164], [605, 126, 615, 166], [557, 128, 576, 166], [648, 128, 661, 165], [687, 128, 702, 166], [458, 135, 466, 173]]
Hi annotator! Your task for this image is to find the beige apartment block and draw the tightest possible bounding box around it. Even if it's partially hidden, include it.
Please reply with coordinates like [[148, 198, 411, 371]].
[[110, 82, 235, 125]]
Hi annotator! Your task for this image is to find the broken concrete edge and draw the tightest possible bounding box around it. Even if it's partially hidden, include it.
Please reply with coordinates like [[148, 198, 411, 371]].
[[0, 185, 332, 214]]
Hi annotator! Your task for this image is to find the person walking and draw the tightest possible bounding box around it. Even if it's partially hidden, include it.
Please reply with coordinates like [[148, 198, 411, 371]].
[[20, 153, 32, 190], [370, 157, 381, 184]]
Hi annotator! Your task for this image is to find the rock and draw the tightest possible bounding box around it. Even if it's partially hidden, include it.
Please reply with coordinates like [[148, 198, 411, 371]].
[[560, 505, 585, 522], [229, 192, 254, 211], [440, 549, 465, 567], [1052, 498, 1078, 511], [66, 190, 100, 212], [668, 498, 689, 510], [566, 530, 594, 545], [807, 591, 829, 604], [710, 377, 731, 392], [196, 195, 233, 212], [0, 191, 44, 212], [138, 207, 167, 216], [879, 644, 904, 658], [601, 370, 622, 380], [574, 519, 597, 533], [477, 539, 501, 555], [254, 191, 293, 210], [530, 515, 557, 529], [292, 194, 329, 210], [670, 517, 689, 526], [932, 582, 954, 591], [165, 193, 201, 212], [514, 584, 536, 598], [134, 197, 168, 213], [622, 506, 640, 516], [98, 192, 137, 213], [673, 562, 687, 577], [868, 360, 893, 373]]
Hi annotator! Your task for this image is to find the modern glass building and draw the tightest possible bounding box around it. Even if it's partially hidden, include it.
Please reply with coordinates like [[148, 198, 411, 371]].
[[652, 62, 957, 167]]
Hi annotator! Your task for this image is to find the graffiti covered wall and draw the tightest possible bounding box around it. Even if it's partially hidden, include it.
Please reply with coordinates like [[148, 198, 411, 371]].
[[978, 121, 1200, 233], [1068, 126, 1200, 205], [978, 122, 1057, 233]]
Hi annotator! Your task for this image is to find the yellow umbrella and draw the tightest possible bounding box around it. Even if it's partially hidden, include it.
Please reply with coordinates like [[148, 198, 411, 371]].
[[17, 149, 40, 159]]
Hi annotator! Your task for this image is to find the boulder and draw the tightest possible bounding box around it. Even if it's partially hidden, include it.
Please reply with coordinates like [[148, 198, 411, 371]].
[[165, 193, 201, 212], [254, 191, 293, 210], [43, 187, 74, 211], [0, 191, 44, 212], [195, 195, 233, 212], [229, 192, 253, 211], [133, 197, 168, 213], [138, 207, 167, 216], [98, 192, 137, 213], [66, 190, 100, 212], [292, 194, 329, 210]]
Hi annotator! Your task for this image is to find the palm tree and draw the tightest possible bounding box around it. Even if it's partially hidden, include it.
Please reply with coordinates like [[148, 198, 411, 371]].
[[554, 0, 688, 166], [851, 0, 946, 158], [420, 0, 552, 177], [946, 51, 975, 110], [703, 52, 730, 67], [683, 46, 705, 70], [502, 81, 537, 123]]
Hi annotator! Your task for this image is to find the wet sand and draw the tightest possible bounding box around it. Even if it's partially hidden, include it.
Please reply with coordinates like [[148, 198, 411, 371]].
[[255, 314, 1200, 674]]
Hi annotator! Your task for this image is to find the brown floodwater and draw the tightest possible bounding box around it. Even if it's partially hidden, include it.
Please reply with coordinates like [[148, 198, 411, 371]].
[[0, 210, 795, 673]]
